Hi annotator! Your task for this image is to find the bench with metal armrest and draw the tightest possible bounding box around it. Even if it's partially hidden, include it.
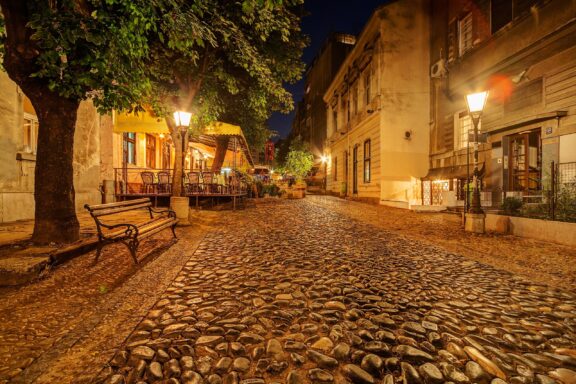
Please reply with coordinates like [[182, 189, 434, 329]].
[[84, 198, 178, 264]]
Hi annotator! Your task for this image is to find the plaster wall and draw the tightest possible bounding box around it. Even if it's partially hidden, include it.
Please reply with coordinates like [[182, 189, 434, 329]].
[[378, 0, 430, 206], [0, 72, 101, 222], [486, 214, 576, 247]]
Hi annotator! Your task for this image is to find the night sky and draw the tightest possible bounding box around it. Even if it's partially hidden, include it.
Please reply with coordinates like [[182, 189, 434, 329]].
[[269, 0, 388, 140]]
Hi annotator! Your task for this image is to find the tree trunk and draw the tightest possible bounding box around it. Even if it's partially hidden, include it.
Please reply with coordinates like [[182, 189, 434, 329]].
[[29, 90, 81, 244], [211, 137, 230, 173]]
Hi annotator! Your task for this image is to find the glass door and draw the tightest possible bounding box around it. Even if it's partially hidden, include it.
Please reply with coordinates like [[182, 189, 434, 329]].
[[508, 130, 541, 192]]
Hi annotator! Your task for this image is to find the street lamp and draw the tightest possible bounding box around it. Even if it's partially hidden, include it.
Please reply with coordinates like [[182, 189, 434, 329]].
[[173, 111, 192, 195], [465, 91, 488, 216], [320, 155, 329, 194]]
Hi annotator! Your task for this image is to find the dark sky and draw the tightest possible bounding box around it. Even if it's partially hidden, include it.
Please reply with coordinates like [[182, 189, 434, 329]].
[[269, 0, 388, 140]]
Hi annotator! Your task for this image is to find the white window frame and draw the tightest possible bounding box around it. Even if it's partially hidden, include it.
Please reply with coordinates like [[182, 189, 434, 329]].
[[458, 13, 473, 57], [455, 111, 471, 150], [23, 112, 39, 154]]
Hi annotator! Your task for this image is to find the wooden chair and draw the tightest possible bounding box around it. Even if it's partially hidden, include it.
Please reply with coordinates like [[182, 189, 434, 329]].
[[201, 172, 219, 194], [156, 171, 172, 194], [140, 172, 155, 194], [186, 172, 201, 194]]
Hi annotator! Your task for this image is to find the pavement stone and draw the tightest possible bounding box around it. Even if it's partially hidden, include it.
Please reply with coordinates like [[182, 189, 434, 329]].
[[100, 199, 576, 384]]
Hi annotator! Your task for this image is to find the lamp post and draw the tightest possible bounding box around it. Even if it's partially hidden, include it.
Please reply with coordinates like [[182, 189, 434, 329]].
[[173, 111, 192, 196], [321, 155, 329, 194], [465, 91, 488, 232], [170, 111, 192, 224]]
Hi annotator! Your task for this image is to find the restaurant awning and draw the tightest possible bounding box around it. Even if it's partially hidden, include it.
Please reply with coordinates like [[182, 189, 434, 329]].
[[422, 163, 485, 181], [113, 111, 254, 167], [194, 122, 254, 167], [113, 110, 169, 134]]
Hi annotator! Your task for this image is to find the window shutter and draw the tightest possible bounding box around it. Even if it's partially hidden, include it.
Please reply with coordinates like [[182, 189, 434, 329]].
[[447, 20, 457, 62]]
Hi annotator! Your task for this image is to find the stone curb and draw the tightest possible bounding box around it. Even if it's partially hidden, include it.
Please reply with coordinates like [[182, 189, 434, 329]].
[[0, 236, 99, 286]]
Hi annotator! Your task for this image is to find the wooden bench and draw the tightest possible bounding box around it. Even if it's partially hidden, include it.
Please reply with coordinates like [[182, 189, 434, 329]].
[[84, 198, 178, 264]]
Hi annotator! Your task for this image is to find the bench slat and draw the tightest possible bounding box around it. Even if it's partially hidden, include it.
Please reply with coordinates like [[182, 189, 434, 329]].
[[86, 198, 151, 211], [101, 217, 167, 239], [91, 202, 152, 217], [139, 217, 177, 234], [138, 219, 178, 240]]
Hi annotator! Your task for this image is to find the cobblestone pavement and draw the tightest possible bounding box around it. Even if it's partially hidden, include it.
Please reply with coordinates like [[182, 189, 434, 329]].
[[104, 199, 576, 384], [0, 211, 217, 384], [308, 196, 576, 291]]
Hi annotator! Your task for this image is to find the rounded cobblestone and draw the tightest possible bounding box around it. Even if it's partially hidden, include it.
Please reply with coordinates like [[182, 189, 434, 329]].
[[68, 200, 576, 383]]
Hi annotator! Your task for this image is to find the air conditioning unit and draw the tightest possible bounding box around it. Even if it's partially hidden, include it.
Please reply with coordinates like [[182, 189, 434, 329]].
[[430, 59, 447, 78]]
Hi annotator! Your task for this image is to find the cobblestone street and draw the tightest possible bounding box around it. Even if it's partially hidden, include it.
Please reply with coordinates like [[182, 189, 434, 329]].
[[100, 199, 576, 384]]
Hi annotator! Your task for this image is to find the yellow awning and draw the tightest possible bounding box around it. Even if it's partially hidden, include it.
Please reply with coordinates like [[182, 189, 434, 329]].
[[204, 122, 244, 137], [113, 110, 169, 134], [112, 110, 254, 166]]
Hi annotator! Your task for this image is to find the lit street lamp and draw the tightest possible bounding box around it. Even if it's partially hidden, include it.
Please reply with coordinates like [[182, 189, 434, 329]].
[[173, 111, 192, 196], [465, 91, 488, 232]]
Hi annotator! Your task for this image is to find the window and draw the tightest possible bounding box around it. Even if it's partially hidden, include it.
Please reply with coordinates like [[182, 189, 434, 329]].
[[333, 157, 338, 181], [23, 113, 39, 154], [458, 13, 473, 56], [161, 137, 171, 169], [353, 85, 358, 116], [365, 72, 371, 106], [123, 132, 136, 165], [333, 110, 338, 131], [146, 134, 156, 168], [456, 111, 481, 150], [492, 0, 545, 34], [363, 139, 371, 183], [491, 0, 512, 34]]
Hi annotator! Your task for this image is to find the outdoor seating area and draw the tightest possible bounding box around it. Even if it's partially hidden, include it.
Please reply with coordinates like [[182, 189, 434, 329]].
[[114, 168, 249, 209]]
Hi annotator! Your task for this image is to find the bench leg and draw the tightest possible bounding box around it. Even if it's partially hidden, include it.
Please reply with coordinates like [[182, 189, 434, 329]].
[[122, 240, 139, 264], [171, 224, 177, 239], [94, 242, 103, 263]]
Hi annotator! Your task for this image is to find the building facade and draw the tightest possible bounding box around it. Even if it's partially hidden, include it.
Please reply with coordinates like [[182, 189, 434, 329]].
[[424, 0, 576, 208], [0, 72, 101, 223], [324, 0, 431, 207], [292, 33, 356, 156]]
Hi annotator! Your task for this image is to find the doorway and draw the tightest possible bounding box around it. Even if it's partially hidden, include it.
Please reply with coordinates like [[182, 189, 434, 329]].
[[508, 129, 541, 192], [353, 145, 358, 194]]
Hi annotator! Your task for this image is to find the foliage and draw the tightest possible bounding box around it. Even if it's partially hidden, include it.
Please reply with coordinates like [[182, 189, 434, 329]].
[[502, 197, 523, 215], [261, 183, 280, 196], [285, 147, 314, 181], [555, 182, 576, 222], [0, 0, 306, 148]]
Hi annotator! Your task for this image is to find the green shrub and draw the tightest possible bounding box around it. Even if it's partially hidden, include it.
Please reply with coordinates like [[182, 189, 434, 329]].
[[502, 197, 523, 214]]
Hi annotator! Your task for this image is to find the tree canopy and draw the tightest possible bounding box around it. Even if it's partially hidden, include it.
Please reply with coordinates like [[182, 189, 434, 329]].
[[0, 0, 306, 147]]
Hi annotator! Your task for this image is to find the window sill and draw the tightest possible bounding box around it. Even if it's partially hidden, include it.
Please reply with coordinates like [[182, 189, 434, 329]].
[[16, 152, 37, 162]]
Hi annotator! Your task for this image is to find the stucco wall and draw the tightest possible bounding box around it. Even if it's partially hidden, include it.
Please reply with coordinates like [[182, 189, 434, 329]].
[[0, 72, 101, 223], [486, 214, 576, 247], [378, 0, 430, 206]]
